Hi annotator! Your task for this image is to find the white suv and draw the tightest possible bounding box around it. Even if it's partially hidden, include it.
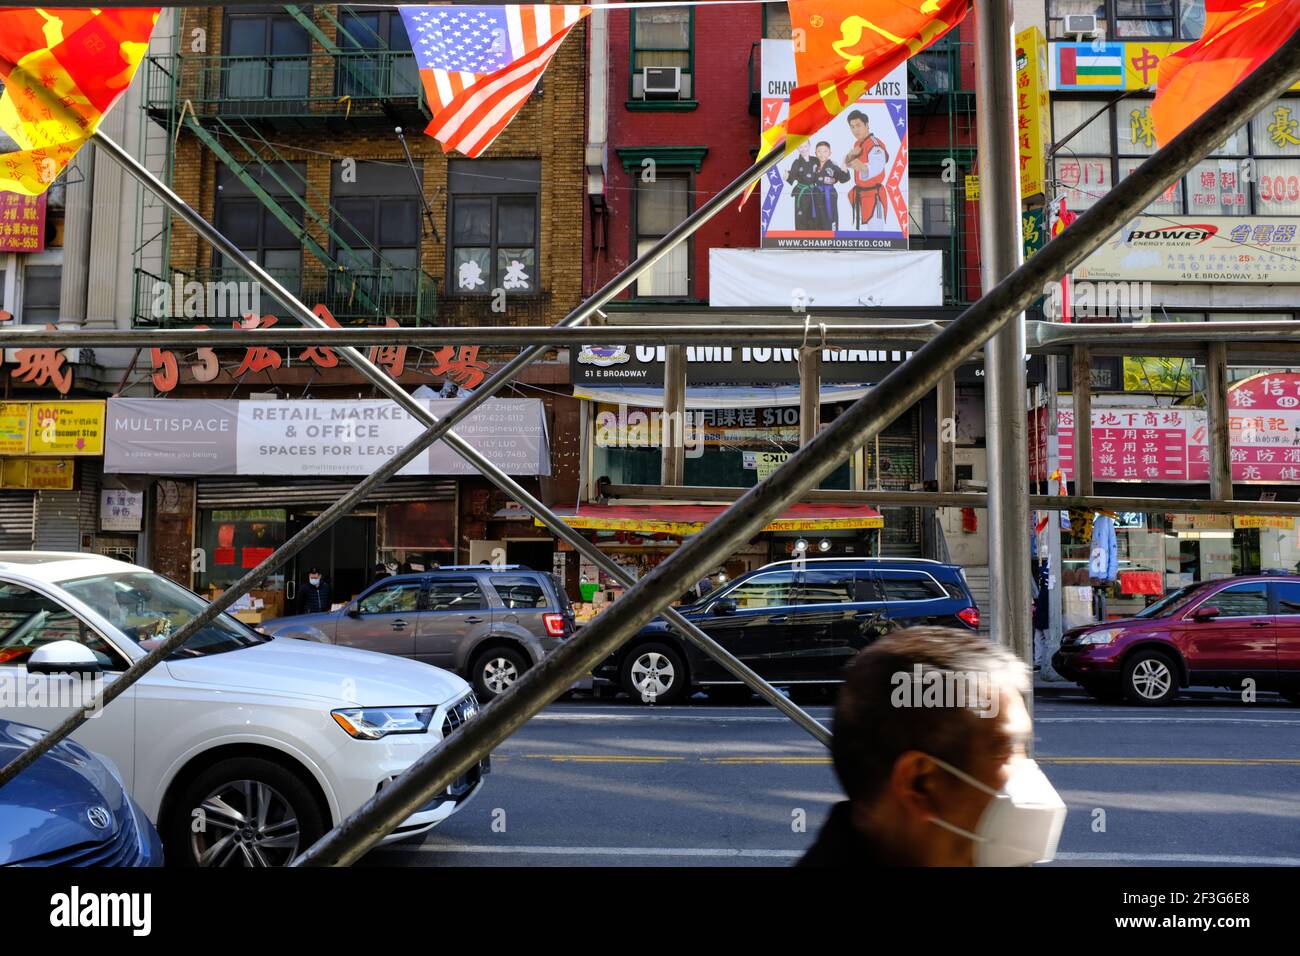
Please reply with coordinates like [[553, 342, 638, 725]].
[[0, 552, 487, 866]]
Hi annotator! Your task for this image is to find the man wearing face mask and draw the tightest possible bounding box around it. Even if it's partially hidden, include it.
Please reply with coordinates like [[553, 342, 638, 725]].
[[799, 627, 1066, 867], [299, 567, 332, 615]]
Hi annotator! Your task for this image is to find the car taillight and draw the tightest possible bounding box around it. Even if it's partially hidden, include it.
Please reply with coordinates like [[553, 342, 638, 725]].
[[957, 606, 980, 629], [543, 612, 566, 638]]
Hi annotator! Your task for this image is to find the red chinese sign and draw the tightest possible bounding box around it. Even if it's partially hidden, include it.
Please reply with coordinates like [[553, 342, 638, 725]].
[[0, 190, 46, 253], [1045, 373, 1300, 484], [3, 323, 74, 395]]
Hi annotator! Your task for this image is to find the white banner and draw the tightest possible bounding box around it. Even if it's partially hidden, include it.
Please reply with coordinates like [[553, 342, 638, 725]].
[[105, 398, 550, 477], [709, 248, 943, 308]]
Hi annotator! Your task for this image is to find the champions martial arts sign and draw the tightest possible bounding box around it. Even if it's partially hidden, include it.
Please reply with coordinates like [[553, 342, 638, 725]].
[[758, 39, 909, 251]]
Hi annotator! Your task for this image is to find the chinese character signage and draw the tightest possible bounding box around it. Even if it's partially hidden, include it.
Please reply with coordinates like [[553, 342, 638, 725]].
[[759, 40, 910, 250], [1074, 216, 1300, 283], [1051, 373, 1300, 483], [0, 401, 104, 455], [1015, 28, 1050, 200], [1050, 41, 1300, 92], [100, 489, 145, 532], [0, 190, 46, 252], [0, 458, 74, 490], [0, 402, 29, 454]]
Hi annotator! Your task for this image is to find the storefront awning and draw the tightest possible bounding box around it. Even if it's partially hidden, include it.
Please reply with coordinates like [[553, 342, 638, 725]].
[[544, 502, 884, 536]]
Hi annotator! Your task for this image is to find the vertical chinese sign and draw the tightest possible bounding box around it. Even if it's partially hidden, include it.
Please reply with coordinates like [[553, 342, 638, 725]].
[[1015, 27, 1050, 200]]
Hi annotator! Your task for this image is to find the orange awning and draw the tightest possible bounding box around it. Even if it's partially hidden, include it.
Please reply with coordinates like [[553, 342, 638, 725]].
[[543, 502, 883, 536]]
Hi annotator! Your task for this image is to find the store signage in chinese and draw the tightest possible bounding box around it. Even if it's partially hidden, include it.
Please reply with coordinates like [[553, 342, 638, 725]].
[[100, 489, 145, 532], [0, 401, 104, 455], [1049, 373, 1300, 483], [596, 404, 801, 447], [103, 398, 549, 477], [146, 308, 489, 392], [0, 457, 73, 490], [1015, 27, 1050, 200], [1, 324, 77, 395], [1074, 216, 1300, 283], [0, 190, 46, 253], [1050, 42, 1300, 92]]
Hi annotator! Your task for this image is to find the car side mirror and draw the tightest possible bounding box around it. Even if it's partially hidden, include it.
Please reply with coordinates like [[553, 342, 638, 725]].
[[711, 598, 737, 615], [346, 605, 362, 618], [1191, 605, 1221, 621], [27, 640, 102, 676]]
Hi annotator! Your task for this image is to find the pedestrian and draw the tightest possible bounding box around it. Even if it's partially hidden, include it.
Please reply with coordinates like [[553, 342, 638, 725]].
[[799, 627, 1066, 867], [299, 567, 332, 614]]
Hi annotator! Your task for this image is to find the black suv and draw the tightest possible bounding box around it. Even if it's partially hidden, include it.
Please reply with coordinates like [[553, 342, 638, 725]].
[[264, 565, 575, 700], [592, 558, 980, 703]]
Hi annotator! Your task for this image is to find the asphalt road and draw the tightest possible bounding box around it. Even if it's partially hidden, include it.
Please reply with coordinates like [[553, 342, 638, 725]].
[[364, 687, 1300, 867]]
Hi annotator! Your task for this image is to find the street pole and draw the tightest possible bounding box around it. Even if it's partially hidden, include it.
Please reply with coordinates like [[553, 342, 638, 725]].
[[974, 0, 1032, 667]]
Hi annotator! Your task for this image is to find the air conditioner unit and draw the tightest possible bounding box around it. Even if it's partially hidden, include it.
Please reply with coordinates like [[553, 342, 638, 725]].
[[1063, 13, 1099, 36], [641, 66, 681, 99]]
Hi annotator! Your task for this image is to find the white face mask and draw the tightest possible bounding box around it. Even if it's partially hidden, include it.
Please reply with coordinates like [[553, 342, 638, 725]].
[[309, 576, 321, 586], [926, 756, 1067, 867]]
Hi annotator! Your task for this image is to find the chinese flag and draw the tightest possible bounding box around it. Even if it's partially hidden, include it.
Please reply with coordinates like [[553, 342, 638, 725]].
[[1152, 0, 1300, 147], [748, 0, 966, 201], [0, 8, 159, 195]]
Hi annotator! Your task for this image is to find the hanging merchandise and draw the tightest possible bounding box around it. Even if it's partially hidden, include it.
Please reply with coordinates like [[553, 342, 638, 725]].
[[961, 507, 978, 534], [1089, 513, 1119, 584], [1068, 507, 1092, 543]]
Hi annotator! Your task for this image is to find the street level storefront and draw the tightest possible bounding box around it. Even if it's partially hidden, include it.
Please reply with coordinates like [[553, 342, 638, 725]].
[[545, 502, 884, 622], [102, 396, 552, 618], [1034, 372, 1300, 620]]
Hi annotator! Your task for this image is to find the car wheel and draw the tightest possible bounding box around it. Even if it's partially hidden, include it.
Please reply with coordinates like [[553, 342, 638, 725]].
[[166, 757, 325, 867], [622, 642, 688, 704], [1122, 650, 1179, 706], [472, 646, 529, 700]]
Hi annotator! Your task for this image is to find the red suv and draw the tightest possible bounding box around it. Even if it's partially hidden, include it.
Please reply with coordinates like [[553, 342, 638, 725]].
[[1052, 572, 1300, 706]]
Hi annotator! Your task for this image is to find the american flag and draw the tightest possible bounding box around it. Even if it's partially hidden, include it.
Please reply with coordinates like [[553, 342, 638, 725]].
[[400, 4, 590, 157]]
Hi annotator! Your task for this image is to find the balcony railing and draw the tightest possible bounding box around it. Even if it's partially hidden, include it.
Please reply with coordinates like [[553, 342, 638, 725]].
[[133, 265, 438, 328], [145, 51, 423, 120]]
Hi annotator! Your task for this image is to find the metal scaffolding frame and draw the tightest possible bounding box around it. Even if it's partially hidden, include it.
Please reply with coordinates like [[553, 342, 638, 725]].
[[0, 15, 1295, 869]]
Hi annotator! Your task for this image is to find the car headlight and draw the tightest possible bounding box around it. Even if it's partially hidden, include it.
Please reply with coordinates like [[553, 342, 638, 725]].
[[1078, 628, 1122, 645], [331, 706, 436, 740]]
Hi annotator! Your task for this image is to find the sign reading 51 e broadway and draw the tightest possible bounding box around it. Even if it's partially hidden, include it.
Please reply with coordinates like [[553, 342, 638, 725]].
[[1074, 216, 1300, 283]]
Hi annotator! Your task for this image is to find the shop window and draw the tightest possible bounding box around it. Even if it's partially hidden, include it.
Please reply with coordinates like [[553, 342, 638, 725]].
[[448, 159, 540, 296], [21, 265, 60, 325], [634, 172, 691, 297], [196, 509, 287, 597], [380, 500, 454, 569], [223, 9, 310, 101], [428, 578, 485, 611]]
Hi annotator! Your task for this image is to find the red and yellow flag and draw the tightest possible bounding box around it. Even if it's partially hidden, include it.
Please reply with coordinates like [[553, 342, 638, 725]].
[[750, 0, 966, 197], [1152, 0, 1300, 147], [0, 7, 158, 195]]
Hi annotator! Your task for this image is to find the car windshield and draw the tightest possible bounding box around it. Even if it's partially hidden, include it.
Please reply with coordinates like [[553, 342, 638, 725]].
[[1133, 583, 1207, 619], [61, 571, 268, 658]]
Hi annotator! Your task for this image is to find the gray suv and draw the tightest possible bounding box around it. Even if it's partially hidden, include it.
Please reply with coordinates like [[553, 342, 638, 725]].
[[262, 566, 574, 700]]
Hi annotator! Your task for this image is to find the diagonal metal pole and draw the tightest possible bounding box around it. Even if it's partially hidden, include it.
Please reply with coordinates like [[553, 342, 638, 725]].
[[88, 128, 829, 742], [291, 29, 1300, 866], [0, 133, 807, 793]]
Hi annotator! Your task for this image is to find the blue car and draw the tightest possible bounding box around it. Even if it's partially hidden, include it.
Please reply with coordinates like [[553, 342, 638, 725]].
[[592, 558, 981, 703], [0, 718, 163, 866]]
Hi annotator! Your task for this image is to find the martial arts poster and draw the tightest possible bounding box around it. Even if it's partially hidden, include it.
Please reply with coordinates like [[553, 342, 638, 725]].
[[759, 39, 909, 250]]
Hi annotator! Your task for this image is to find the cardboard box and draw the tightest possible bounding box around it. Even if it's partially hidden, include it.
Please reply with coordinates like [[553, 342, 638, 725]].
[[232, 609, 263, 625]]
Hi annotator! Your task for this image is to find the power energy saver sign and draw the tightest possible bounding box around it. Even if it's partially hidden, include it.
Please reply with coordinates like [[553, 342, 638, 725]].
[[104, 398, 549, 476], [1074, 216, 1300, 283]]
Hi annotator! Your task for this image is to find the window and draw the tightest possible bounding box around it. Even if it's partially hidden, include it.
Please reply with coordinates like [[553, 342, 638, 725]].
[[1054, 95, 1300, 216], [1202, 582, 1267, 617], [215, 163, 305, 304], [21, 265, 60, 325], [797, 570, 856, 604], [631, 8, 693, 100], [1047, 0, 1203, 40], [635, 173, 690, 297], [448, 159, 540, 296], [336, 9, 418, 98], [358, 581, 421, 614], [0, 581, 126, 669], [763, 4, 792, 39], [1274, 582, 1300, 616], [333, 159, 422, 300], [724, 571, 796, 609], [879, 572, 945, 602], [223, 10, 310, 100], [428, 578, 485, 612], [493, 576, 547, 609]]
